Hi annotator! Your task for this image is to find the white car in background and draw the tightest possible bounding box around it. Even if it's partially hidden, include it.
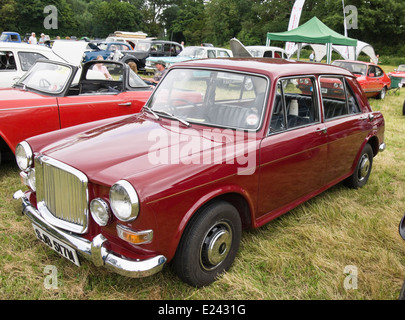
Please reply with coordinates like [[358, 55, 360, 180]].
[[230, 38, 287, 59], [246, 45, 287, 58], [0, 41, 88, 88]]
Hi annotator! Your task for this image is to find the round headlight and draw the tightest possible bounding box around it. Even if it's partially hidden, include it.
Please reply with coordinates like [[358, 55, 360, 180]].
[[110, 180, 139, 222], [15, 141, 33, 171], [90, 198, 112, 226]]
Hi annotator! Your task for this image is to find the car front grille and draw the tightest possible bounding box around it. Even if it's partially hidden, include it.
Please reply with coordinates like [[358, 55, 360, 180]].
[[35, 156, 89, 234]]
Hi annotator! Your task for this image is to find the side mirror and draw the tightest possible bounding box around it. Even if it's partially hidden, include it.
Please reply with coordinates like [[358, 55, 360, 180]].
[[399, 214, 405, 241]]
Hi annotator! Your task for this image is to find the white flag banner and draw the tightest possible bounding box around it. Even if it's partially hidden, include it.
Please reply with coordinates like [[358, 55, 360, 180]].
[[285, 0, 306, 55]]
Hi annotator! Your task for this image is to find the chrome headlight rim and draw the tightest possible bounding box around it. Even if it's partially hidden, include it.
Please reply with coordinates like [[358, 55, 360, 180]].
[[109, 180, 139, 222], [90, 198, 112, 227], [15, 141, 33, 171]]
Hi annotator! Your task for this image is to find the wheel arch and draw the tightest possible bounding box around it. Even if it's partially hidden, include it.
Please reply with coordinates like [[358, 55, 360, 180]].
[[167, 189, 254, 262]]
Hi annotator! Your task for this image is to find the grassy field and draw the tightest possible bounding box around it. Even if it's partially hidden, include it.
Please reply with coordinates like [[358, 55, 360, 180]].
[[0, 77, 404, 300]]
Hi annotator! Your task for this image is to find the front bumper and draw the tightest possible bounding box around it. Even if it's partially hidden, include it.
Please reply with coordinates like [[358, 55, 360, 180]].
[[13, 190, 167, 278]]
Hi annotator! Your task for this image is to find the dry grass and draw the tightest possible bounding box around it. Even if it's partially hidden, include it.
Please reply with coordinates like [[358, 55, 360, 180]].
[[0, 89, 404, 300]]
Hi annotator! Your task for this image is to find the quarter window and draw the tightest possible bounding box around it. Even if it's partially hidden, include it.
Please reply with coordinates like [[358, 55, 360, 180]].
[[18, 52, 48, 71], [270, 77, 319, 133], [320, 77, 360, 120], [0, 51, 17, 70]]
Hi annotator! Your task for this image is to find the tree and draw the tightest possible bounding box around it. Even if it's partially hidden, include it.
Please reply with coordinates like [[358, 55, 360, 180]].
[[0, 0, 18, 31], [91, 0, 143, 38]]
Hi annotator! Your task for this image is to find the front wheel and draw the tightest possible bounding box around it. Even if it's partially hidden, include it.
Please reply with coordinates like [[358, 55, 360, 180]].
[[344, 143, 373, 189], [173, 201, 242, 287]]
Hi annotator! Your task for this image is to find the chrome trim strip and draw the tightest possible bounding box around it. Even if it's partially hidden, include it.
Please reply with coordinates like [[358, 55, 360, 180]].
[[57, 100, 122, 107], [0, 104, 58, 112], [13, 190, 167, 278]]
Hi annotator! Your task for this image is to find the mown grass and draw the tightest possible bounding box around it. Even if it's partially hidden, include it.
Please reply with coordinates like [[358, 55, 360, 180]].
[[0, 86, 404, 300]]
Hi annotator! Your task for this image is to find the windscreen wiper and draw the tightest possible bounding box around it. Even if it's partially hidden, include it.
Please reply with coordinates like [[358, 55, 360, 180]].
[[143, 105, 160, 120], [154, 109, 190, 127]]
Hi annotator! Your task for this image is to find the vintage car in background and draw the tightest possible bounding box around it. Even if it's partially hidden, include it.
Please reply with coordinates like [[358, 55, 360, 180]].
[[0, 59, 152, 165], [120, 40, 183, 73], [246, 45, 287, 58], [0, 41, 87, 88], [83, 42, 134, 62], [230, 38, 286, 59], [403, 98, 405, 116], [388, 65, 405, 91], [14, 58, 385, 287], [398, 214, 405, 299], [332, 60, 391, 99], [145, 45, 232, 73], [0, 32, 22, 43]]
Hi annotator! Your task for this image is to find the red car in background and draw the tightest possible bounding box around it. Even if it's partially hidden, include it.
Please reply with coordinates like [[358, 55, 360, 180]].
[[332, 60, 391, 99], [0, 59, 152, 164]]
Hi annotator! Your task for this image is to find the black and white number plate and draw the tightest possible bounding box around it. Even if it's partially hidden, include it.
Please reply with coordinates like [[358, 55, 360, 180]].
[[32, 224, 81, 267]]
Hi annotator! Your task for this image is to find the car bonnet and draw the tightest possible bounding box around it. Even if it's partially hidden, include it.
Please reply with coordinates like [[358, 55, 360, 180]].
[[51, 40, 89, 66]]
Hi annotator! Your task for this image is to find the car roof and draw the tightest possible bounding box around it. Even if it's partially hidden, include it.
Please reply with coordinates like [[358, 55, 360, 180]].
[[333, 59, 375, 66], [174, 58, 354, 78], [0, 42, 53, 51]]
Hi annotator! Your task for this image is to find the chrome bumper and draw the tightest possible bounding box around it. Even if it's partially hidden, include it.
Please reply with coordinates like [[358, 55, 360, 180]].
[[13, 190, 167, 278]]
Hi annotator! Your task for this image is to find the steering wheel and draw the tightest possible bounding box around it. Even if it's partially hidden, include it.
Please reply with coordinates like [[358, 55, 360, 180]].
[[39, 78, 51, 88]]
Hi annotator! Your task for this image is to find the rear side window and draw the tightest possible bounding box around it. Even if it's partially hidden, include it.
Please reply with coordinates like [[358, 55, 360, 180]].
[[270, 76, 319, 133], [320, 76, 360, 120]]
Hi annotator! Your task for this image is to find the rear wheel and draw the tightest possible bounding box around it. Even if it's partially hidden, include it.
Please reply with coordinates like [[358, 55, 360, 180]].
[[344, 143, 373, 189], [173, 201, 242, 287], [377, 86, 387, 100]]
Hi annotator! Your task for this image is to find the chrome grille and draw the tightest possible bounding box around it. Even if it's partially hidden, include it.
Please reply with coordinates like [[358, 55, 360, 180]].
[[35, 156, 89, 234]]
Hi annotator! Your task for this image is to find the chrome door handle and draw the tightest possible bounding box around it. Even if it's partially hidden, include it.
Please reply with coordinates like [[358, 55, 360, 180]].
[[360, 114, 374, 121], [118, 102, 132, 106], [316, 127, 327, 134]]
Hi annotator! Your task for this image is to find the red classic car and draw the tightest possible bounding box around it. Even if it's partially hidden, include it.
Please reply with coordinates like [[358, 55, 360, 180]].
[[332, 60, 391, 99], [0, 59, 152, 164], [14, 58, 385, 287]]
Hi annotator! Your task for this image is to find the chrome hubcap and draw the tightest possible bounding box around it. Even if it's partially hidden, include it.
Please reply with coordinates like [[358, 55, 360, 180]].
[[358, 154, 370, 181], [200, 221, 232, 271]]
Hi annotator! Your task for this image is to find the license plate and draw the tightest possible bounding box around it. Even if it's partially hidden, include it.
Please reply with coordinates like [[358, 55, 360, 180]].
[[321, 88, 328, 93], [32, 224, 81, 267]]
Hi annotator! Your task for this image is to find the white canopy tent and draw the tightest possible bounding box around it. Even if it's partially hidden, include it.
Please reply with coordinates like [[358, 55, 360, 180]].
[[288, 40, 378, 63]]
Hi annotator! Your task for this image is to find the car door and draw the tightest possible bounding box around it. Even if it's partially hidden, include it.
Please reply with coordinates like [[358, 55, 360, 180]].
[[319, 76, 371, 183], [257, 76, 328, 220], [57, 62, 150, 128], [366, 65, 379, 95], [374, 66, 386, 92], [0, 49, 19, 87]]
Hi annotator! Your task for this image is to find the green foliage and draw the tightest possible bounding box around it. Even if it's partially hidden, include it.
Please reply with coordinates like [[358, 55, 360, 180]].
[[0, 0, 403, 57]]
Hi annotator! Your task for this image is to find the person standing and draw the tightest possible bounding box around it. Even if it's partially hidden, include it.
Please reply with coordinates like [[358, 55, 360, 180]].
[[28, 32, 37, 45], [38, 33, 46, 46]]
